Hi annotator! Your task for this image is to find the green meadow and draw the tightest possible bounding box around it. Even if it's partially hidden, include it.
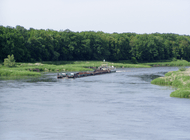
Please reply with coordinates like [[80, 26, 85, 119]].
[[151, 67, 190, 98]]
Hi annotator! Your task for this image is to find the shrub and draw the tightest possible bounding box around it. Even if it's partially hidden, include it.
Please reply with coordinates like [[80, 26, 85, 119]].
[[4, 54, 16, 67]]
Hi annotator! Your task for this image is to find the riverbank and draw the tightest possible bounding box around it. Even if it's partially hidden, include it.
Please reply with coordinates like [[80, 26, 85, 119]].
[[0, 61, 150, 78], [0, 60, 190, 79], [142, 60, 190, 67], [151, 67, 190, 98]]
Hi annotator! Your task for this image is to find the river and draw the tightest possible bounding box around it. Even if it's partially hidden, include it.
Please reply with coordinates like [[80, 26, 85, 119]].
[[0, 67, 190, 140]]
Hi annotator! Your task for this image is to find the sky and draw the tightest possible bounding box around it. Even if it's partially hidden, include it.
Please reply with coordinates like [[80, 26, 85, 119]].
[[0, 0, 190, 35]]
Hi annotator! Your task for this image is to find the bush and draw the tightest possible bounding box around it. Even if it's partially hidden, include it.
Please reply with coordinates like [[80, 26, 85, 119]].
[[4, 54, 16, 67]]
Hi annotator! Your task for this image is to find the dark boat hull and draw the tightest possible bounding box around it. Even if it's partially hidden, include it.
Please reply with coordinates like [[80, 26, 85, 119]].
[[57, 67, 116, 79]]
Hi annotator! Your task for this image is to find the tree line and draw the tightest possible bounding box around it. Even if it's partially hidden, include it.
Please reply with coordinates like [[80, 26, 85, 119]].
[[0, 25, 190, 62]]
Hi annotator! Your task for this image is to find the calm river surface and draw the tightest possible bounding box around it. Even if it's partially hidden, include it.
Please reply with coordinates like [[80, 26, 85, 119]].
[[0, 67, 190, 140]]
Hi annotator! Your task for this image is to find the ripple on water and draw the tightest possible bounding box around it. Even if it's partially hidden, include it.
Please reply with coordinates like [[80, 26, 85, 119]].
[[0, 67, 190, 140]]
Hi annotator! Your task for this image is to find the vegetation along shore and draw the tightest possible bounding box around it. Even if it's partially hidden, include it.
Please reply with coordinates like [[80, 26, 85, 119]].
[[1, 55, 190, 78], [151, 67, 190, 98], [0, 59, 151, 77]]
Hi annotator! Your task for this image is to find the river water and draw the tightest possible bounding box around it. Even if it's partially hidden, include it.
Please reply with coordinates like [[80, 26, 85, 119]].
[[0, 67, 190, 140]]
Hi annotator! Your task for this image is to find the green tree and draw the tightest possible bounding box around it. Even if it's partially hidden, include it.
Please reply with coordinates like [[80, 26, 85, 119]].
[[1, 25, 190, 62], [4, 54, 16, 67]]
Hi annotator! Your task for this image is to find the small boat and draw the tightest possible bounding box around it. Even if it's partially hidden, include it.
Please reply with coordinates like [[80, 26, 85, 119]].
[[95, 64, 116, 73], [57, 72, 67, 78], [66, 72, 75, 78]]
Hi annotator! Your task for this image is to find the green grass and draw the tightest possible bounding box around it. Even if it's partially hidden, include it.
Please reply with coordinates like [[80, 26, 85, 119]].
[[151, 68, 190, 98], [0, 60, 151, 79], [142, 60, 190, 67], [151, 77, 172, 86], [0, 67, 41, 76], [1, 59, 189, 80], [170, 88, 190, 98], [41, 61, 151, 68]]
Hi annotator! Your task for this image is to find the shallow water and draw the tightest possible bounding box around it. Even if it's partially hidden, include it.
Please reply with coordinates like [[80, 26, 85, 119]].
[[0, 67, 190, 140]]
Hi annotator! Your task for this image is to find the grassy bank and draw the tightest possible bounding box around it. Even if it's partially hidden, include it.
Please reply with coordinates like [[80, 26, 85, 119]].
[[0, 61, 150, 78], [1, 59, 189, 79], [42, 61, 151, 68], [142, 60, 190, 67], [151, 68, 190, 98], [0, 64, 42, 77], [0, 63, 92, 77]]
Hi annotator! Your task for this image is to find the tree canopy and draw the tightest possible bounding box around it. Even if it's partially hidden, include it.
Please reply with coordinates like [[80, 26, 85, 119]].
[[0, 25, 190, 62]]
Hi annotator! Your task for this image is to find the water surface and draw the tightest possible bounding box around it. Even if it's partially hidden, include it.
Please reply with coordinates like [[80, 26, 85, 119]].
[[0, 67, 190, 140]]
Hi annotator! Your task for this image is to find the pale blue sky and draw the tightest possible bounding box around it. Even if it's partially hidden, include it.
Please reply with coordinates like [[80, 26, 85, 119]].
[[0, 0, 190, 35]]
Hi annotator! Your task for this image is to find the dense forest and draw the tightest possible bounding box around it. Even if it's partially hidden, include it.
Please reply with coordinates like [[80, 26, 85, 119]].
[[0, 25, 190, 62]]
